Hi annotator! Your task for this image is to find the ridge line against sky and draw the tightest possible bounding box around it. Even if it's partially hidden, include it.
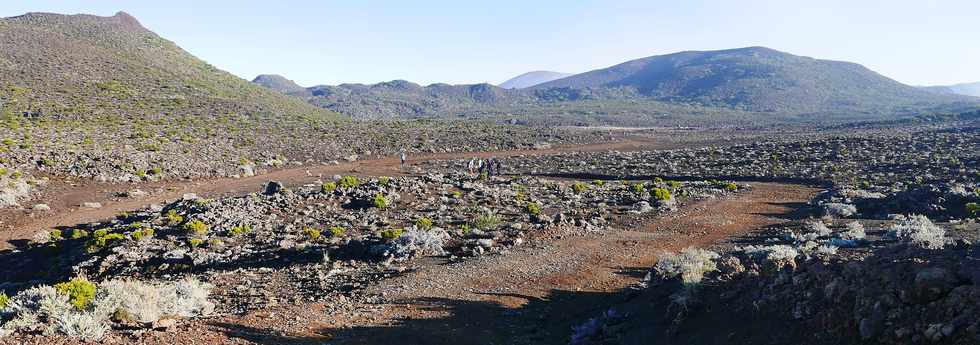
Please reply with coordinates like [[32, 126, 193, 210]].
[[2, 0, 978, 87]]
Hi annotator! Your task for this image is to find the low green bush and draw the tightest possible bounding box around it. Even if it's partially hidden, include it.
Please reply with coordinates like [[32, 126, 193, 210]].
[[380, 228, 403, 241], [338, 175, 360, 188], [967, 202, 979, 218], [183, 219, 208, 236], [303, 227, 321, 241], [373, 193, 389, 209], [526, 202, 541, 216], [54, 277, 96, 311], [415, 217, 433, 230]]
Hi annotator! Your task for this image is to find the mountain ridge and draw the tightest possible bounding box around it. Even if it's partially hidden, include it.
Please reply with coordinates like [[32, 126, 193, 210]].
[[254, 46, 977, 121], [499, 71, 573, 89]]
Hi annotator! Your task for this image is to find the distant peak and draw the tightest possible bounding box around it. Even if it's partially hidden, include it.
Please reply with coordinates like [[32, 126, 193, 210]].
[[111, 11, 143, 29]]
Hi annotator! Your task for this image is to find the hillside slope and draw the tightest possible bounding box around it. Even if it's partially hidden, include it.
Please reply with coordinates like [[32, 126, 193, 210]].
[[298, 80, 532, 119], [0, 12, 339, 120], [533, 47, 974, 115], [252, 74, 310, 97], [499, 71, 573, 89]]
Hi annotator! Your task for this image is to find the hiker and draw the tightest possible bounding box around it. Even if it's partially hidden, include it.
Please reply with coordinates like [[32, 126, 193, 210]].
[[494, 159, 503, 177], [399, 150, 407, 166], [477, 159, 486, 178], [467, 158, 476, 177]]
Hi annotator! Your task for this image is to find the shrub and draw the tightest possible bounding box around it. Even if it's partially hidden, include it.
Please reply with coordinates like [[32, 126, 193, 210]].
[[526, 202, 541, 216], [303, 227, 321, 241], [723, 182, 738, 191], [373, 193, 389, 209], [148, 167, 162, 175], [70, 228, 89, 239], [157, 278, 214, 318], [387, 229, 448, 260], [572, 182, 588, 194], [0, 292, 8, 309], [415, 217, 433, 230], [841, 222, 866, 240], [380, 229, 403, 241], [320, 182, 337, 193], [651, 188, 671, 201], [450, 191, 462, 199], [49, 229, 64, 241], [50, 312, 108, 341], [183, 219, 208, 236], [458, 223, 470, 234], [667, 180, 682, 189], [823, 203, 857, 218], [187, 238, 203, 248], [129, 227, 154, 241], [338, 175, 359, 189], [886, 215, 946, 249], [54, 278, 97, 311], [164, 209, 183, 225], [655, 248, 720, 286], [228, 224, 251, 237], [473, 212, 500, 230], [967, 202, 979, 218], [592, 180, 605, 187], [631, 182, 645, 194], [329, 226, 345, 237], [378, 176, 390, 186], [85, 230, 125, 252]]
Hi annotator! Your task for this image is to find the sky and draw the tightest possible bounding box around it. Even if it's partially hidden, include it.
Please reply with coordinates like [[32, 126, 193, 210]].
[[2, 0, 978, 87]]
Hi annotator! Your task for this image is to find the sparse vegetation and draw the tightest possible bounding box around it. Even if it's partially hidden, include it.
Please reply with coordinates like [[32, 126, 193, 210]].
[[526, 202, 541, 216], [373, 193, 389, 209], [303, 227, 321, 241], [655, 248, 720, 286], [54, 277, 97, 311], [380, 228, 403, 241], [338, 176, 360, 189], [321, 181, 336, 193], [651, 187, 671, 201], [183, 219, 208, 236], [414, 217, 433, 230]]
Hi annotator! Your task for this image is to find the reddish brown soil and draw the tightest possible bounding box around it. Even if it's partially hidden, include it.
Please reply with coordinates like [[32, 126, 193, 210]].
[[0, 137, 818, 344], [27, 182, 814, 345], [0, 137, 673, 248]]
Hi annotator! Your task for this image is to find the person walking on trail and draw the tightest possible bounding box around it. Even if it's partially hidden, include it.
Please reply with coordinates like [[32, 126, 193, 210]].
[[467, 158, 476, 177], [477, 159, 486, 178], [494, 159, 503, 177], [399, 150, 407, 167]]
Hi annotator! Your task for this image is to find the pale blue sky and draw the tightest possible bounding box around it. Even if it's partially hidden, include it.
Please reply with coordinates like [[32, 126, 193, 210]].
[[3, 1, 978, 86]]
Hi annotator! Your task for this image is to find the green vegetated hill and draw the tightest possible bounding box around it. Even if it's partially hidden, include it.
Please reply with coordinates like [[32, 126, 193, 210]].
[[256, 47, 978, 124], [0, 12, 340, 121], [305, 81, 534, 119], [532, 47, 977, 115]]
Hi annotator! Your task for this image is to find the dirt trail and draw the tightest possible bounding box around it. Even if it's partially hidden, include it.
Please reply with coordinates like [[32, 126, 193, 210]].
[[190, 182, 817, 345], [0, 138, 670, 247], [322, 183, 816, 344]]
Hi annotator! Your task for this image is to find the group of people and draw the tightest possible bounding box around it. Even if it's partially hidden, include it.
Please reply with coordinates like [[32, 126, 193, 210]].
[[467, 157, 502, 179]]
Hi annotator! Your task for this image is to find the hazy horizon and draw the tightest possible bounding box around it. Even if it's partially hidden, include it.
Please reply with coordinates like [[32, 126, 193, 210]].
[[4, 0, 978, 87]]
